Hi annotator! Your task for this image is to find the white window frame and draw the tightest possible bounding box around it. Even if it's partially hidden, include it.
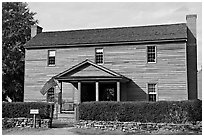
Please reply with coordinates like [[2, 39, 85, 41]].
[[95, 48, 104, 65], [48, 50, 56, 66], [147, 83, 157, 101], [147, 46, 157, 63]]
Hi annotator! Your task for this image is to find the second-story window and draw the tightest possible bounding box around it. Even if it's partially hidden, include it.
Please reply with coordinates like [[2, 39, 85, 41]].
[[95, 48, 103, 64], [147, 46, 156, 63], [48, 50, 55, 66]]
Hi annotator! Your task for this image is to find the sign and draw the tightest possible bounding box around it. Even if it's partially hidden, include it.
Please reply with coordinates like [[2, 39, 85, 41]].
[[30, 109, 39, 114]]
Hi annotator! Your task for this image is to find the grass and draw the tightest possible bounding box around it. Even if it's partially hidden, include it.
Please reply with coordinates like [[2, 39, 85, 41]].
[[69, 127, 129, 135], [3, 126, 201, 135], [2, 127, 50, 135], [68, 127, 202, 135]]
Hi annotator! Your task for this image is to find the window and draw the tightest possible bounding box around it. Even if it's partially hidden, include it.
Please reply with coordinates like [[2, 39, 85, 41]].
[[148, 83, 157, 101], [95, 48, 103, 64], [147, 46, 156, 63], [48, 50, 55, 66], [47, 87, 55, 102]]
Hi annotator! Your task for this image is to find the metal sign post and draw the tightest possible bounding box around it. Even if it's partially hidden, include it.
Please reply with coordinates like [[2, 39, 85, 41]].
[[30, 109, 39, 128]]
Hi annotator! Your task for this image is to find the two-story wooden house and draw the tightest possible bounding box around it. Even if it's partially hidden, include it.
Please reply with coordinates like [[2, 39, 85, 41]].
[[24, 15, 197, 112]]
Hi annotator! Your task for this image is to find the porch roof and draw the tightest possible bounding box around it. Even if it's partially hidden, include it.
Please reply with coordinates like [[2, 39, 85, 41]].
[[53, 59, 131, 83]]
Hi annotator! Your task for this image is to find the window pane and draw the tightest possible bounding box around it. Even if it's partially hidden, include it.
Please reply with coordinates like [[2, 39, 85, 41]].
[[147, 46, 156, 63], [48, 50, 56, 65], [49, 51, 55, 57], [48, 57, 55, 65], [96, 49, 103, 53], [149, 94, 156, 101], [148, 83, 156, 92], [148, 83, 157, 101], [95, 48, 103, 64]]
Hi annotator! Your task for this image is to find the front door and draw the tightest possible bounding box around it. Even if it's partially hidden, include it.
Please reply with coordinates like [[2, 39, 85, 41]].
[[81, 82, 96, 102]]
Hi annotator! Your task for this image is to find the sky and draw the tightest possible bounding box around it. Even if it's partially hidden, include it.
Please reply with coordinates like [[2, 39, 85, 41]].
[[27, 2, 202, 70]]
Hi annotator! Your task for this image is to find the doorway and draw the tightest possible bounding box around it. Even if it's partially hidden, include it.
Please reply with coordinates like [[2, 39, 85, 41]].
[[81, 82, 96, 102]]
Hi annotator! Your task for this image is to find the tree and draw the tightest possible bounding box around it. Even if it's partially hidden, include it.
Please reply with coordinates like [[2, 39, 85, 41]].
[[2, 2, 38, 102]]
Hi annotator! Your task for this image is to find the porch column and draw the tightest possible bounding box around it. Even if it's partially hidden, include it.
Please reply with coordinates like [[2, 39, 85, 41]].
[[59, 82, 62, 112], [117, 81, 120, 101], [55, 81, 62, 118], [96, 82, 99, 101], [77, 82, 81, 103], [75, 82, 81, 122]]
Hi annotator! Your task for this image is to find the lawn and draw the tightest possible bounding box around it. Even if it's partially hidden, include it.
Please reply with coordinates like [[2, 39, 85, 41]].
[[69, 127, 202, 135], [2, 126, 202, 135]]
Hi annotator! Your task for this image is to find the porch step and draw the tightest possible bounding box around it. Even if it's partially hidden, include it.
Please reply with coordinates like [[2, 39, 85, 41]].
[[52, 116, 75, 128], [54, 113, 75, 123], [55, 117, 75, 123], [61, 111, 75, 114]]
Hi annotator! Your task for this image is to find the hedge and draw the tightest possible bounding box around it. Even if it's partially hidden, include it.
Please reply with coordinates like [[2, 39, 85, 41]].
[[79, 100, 202, 124], [2, 102, 54, 119]]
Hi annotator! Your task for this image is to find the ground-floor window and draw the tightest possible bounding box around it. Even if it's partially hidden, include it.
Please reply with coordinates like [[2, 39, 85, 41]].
[[47, 87, 55, 102], [100, 83, 117, 101], [148, 83, 157, 101]]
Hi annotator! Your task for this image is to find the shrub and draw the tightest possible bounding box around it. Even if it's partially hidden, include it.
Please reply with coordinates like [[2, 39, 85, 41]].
[[2, 102, 54, 119], [2, 118, 15, 129], [78, 100, 202, 124], [79, 101, 120, 121]]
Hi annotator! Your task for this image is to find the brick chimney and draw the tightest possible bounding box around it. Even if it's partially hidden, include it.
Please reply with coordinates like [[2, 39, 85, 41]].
[[186, 14, 198, 99], [186, 14, 197, 45], [31, 25, 43, 38]]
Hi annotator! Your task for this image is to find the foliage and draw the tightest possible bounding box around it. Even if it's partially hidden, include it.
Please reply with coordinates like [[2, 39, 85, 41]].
[[2, 2, 38, 101], [2, 118, 15, 129], [79, 100, 202, 124], [2, 102, 54, 119]]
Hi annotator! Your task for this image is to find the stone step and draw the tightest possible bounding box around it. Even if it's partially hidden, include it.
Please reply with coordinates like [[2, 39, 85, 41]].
[[61, 111, 75, 114], [54, 118, 75, 123], [52, 117, 75, 123], [57, 113, 75, 118]]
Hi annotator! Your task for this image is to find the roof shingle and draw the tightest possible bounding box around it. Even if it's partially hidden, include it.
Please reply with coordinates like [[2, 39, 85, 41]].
[[25, 23, 187, 48]]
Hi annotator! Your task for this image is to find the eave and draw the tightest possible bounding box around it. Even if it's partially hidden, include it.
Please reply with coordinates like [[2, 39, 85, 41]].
[[56, 76, 129, 83], [24, 38, 187, 49]]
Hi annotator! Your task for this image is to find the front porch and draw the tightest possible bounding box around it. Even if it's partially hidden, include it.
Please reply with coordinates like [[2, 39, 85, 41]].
[[53, 59, 130, 113], [40, 59, 130, 118], [59, 81, 121, 103]]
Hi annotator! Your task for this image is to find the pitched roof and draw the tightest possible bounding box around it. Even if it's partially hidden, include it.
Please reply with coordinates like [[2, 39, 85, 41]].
[[25, 23, 187, 49], [53, 59, 130, 82]]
